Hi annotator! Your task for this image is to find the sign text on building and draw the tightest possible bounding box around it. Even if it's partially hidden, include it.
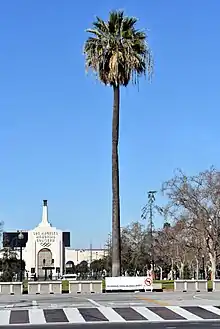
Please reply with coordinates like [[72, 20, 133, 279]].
[[33, 231, 58, 247]]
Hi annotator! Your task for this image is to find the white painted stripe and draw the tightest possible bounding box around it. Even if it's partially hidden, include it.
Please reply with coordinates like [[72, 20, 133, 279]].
[[108, 302, 143, 306], [29, 309, 46, 324], [132, 306, 164, 321], [0, 310, 11, 325], [6, 304, 14, 308], [98, 307, 126, 322], [70, 304, 90, 307], [108, 302, 143, 305], [167, 306, 202, 321], [87, 299, 102, 307], [63, 308, 86, 323], [200, 305, 220, 316]]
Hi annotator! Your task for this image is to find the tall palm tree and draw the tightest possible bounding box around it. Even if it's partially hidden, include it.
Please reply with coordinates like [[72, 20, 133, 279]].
[[84, 10, 153, 277]]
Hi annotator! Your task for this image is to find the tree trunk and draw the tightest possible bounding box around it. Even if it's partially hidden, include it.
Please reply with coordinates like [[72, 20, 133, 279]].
[[171, 259, 174, 280], [180, 262, 184, 279], [195, 258, 199, 280], [209, 252, 216, 281], [111, 85, 121, 277], [177, 262, 184, 279]]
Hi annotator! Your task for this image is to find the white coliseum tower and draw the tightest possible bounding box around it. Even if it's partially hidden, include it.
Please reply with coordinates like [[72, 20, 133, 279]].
[[2, 200, 107, 280], [23, 200, 64, 279]]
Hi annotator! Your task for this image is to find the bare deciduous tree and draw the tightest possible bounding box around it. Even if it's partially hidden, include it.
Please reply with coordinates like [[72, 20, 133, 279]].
[[162, 167, 220, 280]]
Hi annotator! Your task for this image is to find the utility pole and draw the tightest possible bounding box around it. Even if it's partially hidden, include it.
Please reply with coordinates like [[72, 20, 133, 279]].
[[148, 191, 156, 273], [141, 190, 157, 274], [89, 242, 92, 278], [90, 242, 92, 264]]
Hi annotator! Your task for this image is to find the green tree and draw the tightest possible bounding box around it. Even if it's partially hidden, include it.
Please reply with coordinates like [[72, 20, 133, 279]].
[[90, 259, 104, 273], [90, 259, 105, 279], [0, 247, 25, 282], [84, 10, 153, 276], [66, 261, 76, 274], [76, 261, 88, 279]]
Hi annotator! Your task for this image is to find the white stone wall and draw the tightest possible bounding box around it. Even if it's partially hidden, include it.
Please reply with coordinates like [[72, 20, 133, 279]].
[[65, 248, 107, 265], [0, 247, 107, 267]]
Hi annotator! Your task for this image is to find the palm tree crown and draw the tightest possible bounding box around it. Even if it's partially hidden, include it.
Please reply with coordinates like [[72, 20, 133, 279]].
[[84, 10, 153, 87]]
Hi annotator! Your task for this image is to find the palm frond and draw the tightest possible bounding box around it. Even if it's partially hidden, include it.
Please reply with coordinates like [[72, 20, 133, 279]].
[[84, 10, 153, 87]]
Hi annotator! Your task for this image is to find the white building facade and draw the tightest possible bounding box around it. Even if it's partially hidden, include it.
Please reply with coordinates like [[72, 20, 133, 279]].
[[2, 200, 107, 279]]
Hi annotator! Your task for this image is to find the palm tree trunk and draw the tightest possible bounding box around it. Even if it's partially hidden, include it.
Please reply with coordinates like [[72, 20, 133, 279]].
[[111, 84, 121, 277]]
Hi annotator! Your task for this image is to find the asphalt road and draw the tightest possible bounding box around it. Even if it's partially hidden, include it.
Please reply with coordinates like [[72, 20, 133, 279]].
[[1, 292, 220, 309], [1, 292, 220, 326], [0, 321, 220, 329]]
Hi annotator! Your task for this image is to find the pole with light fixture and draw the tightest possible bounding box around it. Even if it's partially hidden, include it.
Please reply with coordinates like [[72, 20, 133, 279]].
[[17, 231, 24, 282], [141, 190, 157, 274], [148, 191, 157, 273]]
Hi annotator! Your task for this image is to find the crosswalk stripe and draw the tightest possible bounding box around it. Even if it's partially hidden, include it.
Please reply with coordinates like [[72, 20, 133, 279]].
[[44, 309, 68, 323], [147, 306, 184, 320], [166, 306, 202, 321], [2, 306, 220, 324], [10, 310, 29, 324], [0, 310, 11, 325], [78, 307, 108, 322], [131, 306, 164, 321], [98, 307, 126, 322], [113, 307, 147, 321], [29, 309, 46, 324], [200, 305, 220, 316], [183, 306, 220, 319], [63, 308, 86, 323]]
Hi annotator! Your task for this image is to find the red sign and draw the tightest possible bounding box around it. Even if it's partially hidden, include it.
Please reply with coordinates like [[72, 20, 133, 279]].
[[144, 277, 152, 286]]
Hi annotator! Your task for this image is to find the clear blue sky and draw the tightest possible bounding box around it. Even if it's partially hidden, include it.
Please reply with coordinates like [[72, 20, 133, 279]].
[[0, 0, 219, 248]]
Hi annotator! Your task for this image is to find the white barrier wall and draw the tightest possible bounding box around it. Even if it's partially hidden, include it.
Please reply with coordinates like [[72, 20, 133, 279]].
[[213, 280, 220, 291], [28, 281, 62, 294], [27, 280, 102, 294], [174, 280, 207, 292], [174, 280, 187, 292], [69, 281, 102, 294], [0, 282, 23, 295]]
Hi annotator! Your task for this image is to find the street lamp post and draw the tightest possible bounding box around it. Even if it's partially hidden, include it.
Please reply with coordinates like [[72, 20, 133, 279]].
[[17, 231, 24, 282]]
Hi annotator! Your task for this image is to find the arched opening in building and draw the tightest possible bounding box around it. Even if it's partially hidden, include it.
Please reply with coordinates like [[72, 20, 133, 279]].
[[37, 248, 53, 279], [65, 260, 75, 274]]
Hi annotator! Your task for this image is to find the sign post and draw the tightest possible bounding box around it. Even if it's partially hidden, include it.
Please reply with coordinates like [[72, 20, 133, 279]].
[[144, 272, 153, 292]]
